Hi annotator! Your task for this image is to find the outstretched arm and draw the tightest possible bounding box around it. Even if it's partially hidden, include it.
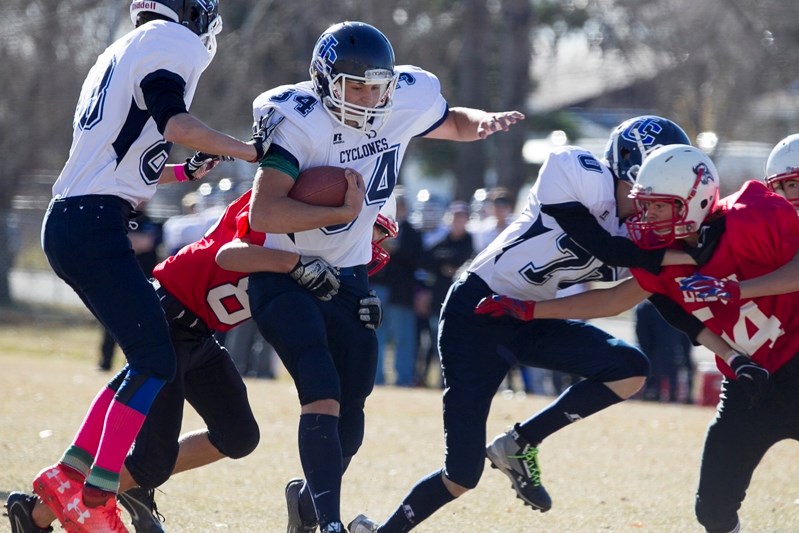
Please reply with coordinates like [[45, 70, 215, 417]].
[[424, 107, 525, 141], [534, 278, 651, 319], [679, 250, 799, 303], [739, 250, 799, 298], [216, 238, 298, 273], [475, 277, 651, 322]]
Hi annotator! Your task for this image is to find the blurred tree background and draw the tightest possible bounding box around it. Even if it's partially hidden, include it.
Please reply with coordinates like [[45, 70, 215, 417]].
[[1, 0, 799, 304]]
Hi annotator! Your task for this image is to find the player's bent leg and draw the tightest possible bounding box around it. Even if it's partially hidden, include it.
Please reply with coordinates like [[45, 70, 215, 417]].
[[604, 375, 647, 399]]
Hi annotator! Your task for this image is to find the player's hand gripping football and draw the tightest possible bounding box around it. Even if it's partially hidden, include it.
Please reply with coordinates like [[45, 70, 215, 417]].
[[728, 353, 770, 405], [358, 290, 383, 330], [474, 294, 536, 321], [289, 256, 340, 301], [248, 108, 285, 163], [184, 152, 232, 181], [678, 273, 741, 304], [340, 168, 366, 221]]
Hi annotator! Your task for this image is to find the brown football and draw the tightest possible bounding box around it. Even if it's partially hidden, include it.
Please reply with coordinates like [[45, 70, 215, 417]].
[[288, 166, 347, 207]]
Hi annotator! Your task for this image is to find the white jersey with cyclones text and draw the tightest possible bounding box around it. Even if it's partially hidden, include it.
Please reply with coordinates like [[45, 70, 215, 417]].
[[52, 20, 211, 208], [252, 65, 448, 267], [469, 146, 628, 300]]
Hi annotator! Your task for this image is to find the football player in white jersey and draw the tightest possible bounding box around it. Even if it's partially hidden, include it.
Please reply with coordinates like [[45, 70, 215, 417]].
[[244, 21, 523, 533], [32, 2, 278, 532], [348, 116, 701, 532]]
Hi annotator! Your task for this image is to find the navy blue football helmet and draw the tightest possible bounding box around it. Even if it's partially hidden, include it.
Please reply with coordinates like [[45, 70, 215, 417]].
[[604, 116, 691, 183], [130, 1, 222, 49], [310, 21, 398, 132]]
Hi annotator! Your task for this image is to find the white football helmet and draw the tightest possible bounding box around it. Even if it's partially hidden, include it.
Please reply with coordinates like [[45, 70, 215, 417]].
[[368, 195, 399, 276], [626, 145, 720, 249], [765, 134, 799, 208]]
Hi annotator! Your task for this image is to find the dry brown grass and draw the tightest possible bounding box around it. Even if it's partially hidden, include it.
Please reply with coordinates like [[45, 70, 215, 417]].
[[2, 322, 798, 532]]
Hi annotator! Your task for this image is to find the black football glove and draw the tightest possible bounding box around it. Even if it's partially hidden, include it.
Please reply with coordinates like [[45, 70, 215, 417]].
[[728, 353, 770, 405], [289, 256, 340, 301], [249, 108, 285, 163], [358, 290, 383, 330], [184, 152, 232, 181]]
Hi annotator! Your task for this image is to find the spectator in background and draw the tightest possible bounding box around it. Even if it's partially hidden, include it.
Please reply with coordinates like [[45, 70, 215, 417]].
[[635, 298, 694, 403], [472, 187, 515, 252], [372, 191, 424, 386], [418, 200, 474, 386], [98, 210, 162, 371]]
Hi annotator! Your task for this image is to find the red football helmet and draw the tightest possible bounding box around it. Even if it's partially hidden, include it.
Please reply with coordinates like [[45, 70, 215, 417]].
[[368, 195, 399, 276]]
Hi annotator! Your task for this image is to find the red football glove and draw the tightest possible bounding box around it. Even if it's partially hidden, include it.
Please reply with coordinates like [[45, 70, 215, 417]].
[[678, 273, 741, 304], [474, 294, 536, 321]]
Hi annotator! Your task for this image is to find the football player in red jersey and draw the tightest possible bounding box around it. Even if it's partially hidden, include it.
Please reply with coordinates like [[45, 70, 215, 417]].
[[9, 183, 398, 533], [474, 144, 799, 533]]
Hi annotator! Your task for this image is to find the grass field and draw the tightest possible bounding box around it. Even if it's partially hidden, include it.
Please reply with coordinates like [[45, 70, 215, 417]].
[[1, 316, 798, 532]]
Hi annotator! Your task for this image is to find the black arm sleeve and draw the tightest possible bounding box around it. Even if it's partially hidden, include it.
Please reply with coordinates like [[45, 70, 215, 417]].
[[647, 293, 705, 345], [140, 69, 188, 134], [541, 201, 665, 274]]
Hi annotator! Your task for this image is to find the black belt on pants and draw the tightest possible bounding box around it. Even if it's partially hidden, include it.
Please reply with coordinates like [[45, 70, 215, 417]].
[[152, 280, 212, 336]]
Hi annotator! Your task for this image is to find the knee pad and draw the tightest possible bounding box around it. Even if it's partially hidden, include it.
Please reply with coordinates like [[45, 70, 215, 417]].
[[445, 463, 482, 490], [606, 344, 651, 381], [126, 440, 178, 489], [338, 399, 366, 458], [209, 418, 260, 460]]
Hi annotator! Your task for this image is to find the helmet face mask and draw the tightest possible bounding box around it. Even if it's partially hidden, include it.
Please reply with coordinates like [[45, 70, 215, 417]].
[[605, 116, 692, 184], [310, 22, 398, 133], [766, 134, 799, 209], [626, 145, 720, 249]]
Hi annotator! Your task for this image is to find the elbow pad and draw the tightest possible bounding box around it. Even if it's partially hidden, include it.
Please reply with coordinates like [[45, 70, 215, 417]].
[[141, 70, 188, 134]]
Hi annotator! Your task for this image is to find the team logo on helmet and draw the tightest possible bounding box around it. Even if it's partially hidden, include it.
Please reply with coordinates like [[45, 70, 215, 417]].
[[621, 117, 664, 147], [694, 162, 714, 184], [317, 35, 339, 64]]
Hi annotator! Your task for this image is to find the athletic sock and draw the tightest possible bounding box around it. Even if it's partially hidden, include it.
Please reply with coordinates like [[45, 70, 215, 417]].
[[380, 469, 455, 533], [87, 371, 165, 492], [298, 414, 342, 529], [61, 386, 116, 475], [516, 380, 623, 445]]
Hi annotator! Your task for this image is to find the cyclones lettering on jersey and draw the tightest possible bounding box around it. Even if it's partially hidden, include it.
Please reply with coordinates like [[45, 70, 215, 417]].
[[339, 138, 390, 164]]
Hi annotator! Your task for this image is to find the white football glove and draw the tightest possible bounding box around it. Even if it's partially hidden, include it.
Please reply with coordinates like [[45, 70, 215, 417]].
[[289, 256, 340, 301]]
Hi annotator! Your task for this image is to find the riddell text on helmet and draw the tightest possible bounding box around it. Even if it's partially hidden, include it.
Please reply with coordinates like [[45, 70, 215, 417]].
[[131, 1, 158, 10]]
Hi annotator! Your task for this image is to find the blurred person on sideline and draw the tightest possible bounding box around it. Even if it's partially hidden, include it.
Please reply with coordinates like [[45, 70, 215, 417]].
[[349, 116, 700, 532], [371, 190, 424, 387], [474, 144, 799, 533], [634, 298, 693, 403], [26, 0, 277, 531], [417, 200, 474, 386], [245, 20, 523, 533], [472, 186, 515, 252], [98, 208, 162, 371], [7, 187, 397, 533]]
